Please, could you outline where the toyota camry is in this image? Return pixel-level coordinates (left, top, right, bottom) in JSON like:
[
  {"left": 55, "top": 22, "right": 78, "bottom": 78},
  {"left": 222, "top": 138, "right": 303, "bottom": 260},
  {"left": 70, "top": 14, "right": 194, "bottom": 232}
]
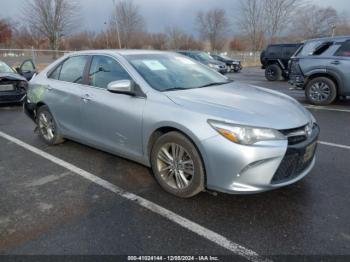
[{"left": 24, "top": 50, "right": 319, "bottom": 198}]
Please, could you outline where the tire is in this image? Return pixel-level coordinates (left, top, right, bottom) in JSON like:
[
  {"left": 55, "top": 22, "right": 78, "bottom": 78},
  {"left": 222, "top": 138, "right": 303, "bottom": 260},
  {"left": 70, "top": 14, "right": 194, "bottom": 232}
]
[
  {"left": 150, "top": 132, "right": 205, "bottom": 198},
  {"left": 265, "top": 64, "right": 282, "bottom": 81},
  {"left": 37, "top": 105, "right": 64, "bottom": 145},
  {"left": 305, "top": 77, "right": 337, "bottom": 105}
]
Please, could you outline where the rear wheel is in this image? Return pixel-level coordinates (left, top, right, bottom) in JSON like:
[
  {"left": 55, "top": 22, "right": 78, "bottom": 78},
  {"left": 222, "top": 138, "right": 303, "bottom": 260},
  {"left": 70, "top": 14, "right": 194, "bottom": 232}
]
[
  {"left": 305, "top": 77, "right": 337, "bottom": 105},
  {"left": 37, "top": 105, "right": 64, "bottom": 145},
  {"left": 265, "top": 64, "right": 282, "bottom": 81},
  {"left": 151, "top": 132, "right": 205, "bottom": 198}
]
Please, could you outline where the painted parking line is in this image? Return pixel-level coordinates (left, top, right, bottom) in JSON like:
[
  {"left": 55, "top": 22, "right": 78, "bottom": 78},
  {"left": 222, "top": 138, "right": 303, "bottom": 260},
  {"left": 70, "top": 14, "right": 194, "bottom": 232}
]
[
  {"left": 318, "top": 141, "right": 350, "bottom": 150},
  {"left": 304, "top": 105, "right": 350, "bottom": 113},
  {"left": 0, "top": 131, "right": 270, "bottom": 262}
]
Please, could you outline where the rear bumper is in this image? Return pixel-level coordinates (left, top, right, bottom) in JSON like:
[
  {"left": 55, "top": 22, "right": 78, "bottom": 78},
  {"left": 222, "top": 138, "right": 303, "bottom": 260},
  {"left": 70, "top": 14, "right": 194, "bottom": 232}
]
[{"left": 289, "top": 74, "right": 306, "bottom": 88}]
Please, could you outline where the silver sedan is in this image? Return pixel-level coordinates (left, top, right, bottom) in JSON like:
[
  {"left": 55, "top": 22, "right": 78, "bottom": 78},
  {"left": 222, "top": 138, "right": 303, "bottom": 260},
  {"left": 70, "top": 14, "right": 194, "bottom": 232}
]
[{"left": 24, "top": 50, "right": 319, "bottom": 198}]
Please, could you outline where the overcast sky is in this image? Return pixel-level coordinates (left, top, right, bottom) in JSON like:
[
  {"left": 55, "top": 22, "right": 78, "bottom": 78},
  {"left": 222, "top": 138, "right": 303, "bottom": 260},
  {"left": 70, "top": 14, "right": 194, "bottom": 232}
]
[{"left": 0, "top": 0, "right": 349, "bottom": 34}]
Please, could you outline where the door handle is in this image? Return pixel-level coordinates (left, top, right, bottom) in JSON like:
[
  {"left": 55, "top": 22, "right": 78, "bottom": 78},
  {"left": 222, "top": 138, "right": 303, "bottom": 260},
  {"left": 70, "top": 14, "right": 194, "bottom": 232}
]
[
  {"left": 331, "top": 60, "right": 341, "bottom": 65},
  {"left": 82, "top": 94, "right": 92, "bottom": 102}
]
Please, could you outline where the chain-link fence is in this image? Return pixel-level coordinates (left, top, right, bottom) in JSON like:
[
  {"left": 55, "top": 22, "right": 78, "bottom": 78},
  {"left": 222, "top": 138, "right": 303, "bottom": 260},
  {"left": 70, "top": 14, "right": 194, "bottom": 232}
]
[
  {"left": 0, "top": 48, "right": 261, "bottom": 72},
  {"left": 221, "top": 51, "right": 262, "bottom": 67},
  {"left": 0, "top": 49, "right": 71, "bottom": 71}
]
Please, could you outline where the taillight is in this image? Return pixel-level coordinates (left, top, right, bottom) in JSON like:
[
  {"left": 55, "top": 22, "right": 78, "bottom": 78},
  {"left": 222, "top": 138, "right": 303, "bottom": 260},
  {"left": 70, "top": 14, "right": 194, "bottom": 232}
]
[{"left": 290, "top": 59, "right": 302, "bottom": 75}]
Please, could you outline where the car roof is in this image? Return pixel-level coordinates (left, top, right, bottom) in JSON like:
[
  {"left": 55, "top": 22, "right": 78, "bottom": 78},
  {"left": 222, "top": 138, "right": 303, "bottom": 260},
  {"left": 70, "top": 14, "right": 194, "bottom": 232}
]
[
  {"left": 267, "top": 43, "right": 302, "bottom": 47},
  {"left": 305, "top": 35, "right": 350, "bottom": 43},
  {"left": 68, "top": 49, "right": 174, "bottom": 56},
  {"left": 176, "top": 50, "right": 205, "bottom": 54}
]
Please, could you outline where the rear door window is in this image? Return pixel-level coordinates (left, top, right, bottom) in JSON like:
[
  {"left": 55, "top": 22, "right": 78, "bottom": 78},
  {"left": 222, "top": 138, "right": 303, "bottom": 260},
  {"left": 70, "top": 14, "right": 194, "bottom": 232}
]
[
  {"left": 334, "top": 40, "right": 350, "bottom": 57},
  {"left": 267, "top": 46, "right": 281, "bottom": 58},
  {"left": 59, "top": 56, "right": 89, "bottom": 84},
  {"left": 300, "top": 41, "right": 333, "bottom": 56},
  {"left": 283, "top": 46, "right": 298, "bottom": 58}
]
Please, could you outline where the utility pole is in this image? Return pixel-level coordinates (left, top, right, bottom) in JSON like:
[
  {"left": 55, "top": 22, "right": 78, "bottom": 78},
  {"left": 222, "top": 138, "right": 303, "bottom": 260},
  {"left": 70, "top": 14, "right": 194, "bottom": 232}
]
[
  {"left": 331, "top": 24, "right": 336, "bottom": 37},
  {"left": 112, "top": 0, "right": 122, "bottom": 49},
  {"left": 104, "top": 22, "right": 109, "bottom": 48}
]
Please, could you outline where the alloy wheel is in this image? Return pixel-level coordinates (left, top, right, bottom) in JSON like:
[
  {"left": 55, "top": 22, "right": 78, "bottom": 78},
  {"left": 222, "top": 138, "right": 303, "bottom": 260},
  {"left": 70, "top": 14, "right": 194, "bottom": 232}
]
[
  {"left": 156, "top": 143, "right": 194, "bottom": 190},
  {"left": 38, "top": 112, "right": 55, "bottom": 141},
  {"left": 309, "top": 82, "right": 331, "bottom": 102}
]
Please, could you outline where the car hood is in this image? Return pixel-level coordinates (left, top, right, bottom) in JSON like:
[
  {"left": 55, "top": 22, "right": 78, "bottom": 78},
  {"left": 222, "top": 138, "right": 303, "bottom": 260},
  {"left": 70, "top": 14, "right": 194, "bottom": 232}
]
[
  {"left": 0, "top": 72, "right": 26, "bottom": 82},
  {"left": 203, "top": 60, "right": 225, "bottom": 66},
  {"left": 165, "top": 82, "right": 311, "bottom": 130}
]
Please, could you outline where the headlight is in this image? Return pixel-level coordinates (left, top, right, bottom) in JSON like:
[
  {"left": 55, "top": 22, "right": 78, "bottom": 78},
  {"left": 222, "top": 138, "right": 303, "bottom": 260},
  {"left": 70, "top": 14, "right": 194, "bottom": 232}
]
[
  {"left": 310, "top": 114, "right": 317, "bottom": 126},
  {"left": 208, "top": 120, "right": 286, "bottom": 145},
  {"left": 208, "top": 63, "right": 219, "bottom": 69},
  {"left": 18, "top": 81, "right": 28, "bottom": 90}
]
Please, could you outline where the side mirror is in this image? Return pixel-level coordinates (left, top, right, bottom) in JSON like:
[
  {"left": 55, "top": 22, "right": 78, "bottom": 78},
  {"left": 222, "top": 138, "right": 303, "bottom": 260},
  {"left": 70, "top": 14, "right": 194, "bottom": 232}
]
[{"left": 107, "top": 80, "right": 135, "bottom": 96}]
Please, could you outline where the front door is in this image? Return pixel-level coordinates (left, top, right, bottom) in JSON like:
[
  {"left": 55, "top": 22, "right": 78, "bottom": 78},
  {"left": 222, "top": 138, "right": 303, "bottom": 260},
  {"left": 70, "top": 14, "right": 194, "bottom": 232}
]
[{"left": 80, "top": 55, "right": 145, "bottom": 159}]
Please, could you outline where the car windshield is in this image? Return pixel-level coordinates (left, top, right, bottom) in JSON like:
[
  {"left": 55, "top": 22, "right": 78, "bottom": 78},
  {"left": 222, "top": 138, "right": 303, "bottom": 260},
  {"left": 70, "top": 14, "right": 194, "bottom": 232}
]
[
  {"left": 125, "top": 53, "right": 230, "bottom": 91},
  {"left": 0, "top": 61, "right": 15, "bottom": 73},
  {"left": 195, "top": 52, "right": 214, "bottom": 61}
]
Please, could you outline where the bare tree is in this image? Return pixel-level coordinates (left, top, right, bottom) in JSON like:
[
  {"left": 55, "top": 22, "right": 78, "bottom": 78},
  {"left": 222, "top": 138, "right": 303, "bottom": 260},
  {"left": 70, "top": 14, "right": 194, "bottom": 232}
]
[
  {"left": 237, "top": 0, "right": 265, "bottom": 51},
  {"left": 263, "top": 0, "right": 303, "bottom": 43},
  {"left": 22, "top": 0, "right": 79, "bottom": 51},
  {"left": 196, "top": 8, "right": 229, "bottom": 51},
  {"left": 110, "top": 0, "right": 145, "bottom": 49},
  {"left": 294, "top": 5, "right": 339, "bottom": 39},
  {"left": 166, "top": 26, "right": 186, "bottom": 50},
  {"left": 165, "top": 26, "right": 202, "bottom": 50},
  {"left": 0, "top": 19, "right": 12, "bottom": 47},
  {"left": 148, "top": 33, "right": 168, "bottom": 50}
]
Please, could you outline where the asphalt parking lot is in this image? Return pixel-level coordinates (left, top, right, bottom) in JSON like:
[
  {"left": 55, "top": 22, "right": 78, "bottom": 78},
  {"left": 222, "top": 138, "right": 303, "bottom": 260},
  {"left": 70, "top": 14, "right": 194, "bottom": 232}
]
[{"left": 1, "top": 67, "right": 350, "bottom": 261}]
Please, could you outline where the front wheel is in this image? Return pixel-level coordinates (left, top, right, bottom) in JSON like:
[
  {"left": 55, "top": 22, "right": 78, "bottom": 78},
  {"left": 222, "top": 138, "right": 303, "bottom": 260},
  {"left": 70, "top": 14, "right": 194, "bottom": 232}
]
[
  {"left": 151, "top": 132, "right": 205, "bottom": 198},
  {"left": 305, "top": 77, "right": 337, "bottom": 105},
  {"left": 37, "top": 105, "right": 65, "bottom": 145}
]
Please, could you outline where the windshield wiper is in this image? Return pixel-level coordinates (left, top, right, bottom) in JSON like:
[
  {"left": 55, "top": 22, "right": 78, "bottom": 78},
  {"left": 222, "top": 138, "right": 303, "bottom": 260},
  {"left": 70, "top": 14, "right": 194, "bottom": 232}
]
[
  {"left": 198, "top": 80, "right": 233, "bottom": 88},
  {"left": 162, "top": 87, "right": 189, "bottom": 92}
]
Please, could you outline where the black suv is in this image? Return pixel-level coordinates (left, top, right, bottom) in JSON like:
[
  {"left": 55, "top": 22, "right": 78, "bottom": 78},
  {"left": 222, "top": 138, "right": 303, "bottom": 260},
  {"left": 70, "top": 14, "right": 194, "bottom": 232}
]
[
  {"left": 289, "top": 36, "right": 350, "bottom": 105},
  {"left": 261, "top": 43, "right": 302, "bottom": 81}
]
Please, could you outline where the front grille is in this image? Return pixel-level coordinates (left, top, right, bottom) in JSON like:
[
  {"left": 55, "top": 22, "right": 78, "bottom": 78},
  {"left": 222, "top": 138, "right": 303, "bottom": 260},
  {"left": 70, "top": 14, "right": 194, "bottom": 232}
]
[
  {"left": 271, "top": 125, "right": 319, "bottom": 184},
  {"left": 280, "top": 125, "right": 309, "bottom": 145}
]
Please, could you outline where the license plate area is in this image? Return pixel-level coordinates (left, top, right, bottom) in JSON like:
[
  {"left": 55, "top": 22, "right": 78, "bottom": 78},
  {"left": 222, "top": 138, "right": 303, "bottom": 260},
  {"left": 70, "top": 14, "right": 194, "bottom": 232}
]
[
  {"left": 0, "top": 84, "right": 15, "bottom": 92},
  {"left": 304, "top": 142, "right": 316, "bottom": 163}
]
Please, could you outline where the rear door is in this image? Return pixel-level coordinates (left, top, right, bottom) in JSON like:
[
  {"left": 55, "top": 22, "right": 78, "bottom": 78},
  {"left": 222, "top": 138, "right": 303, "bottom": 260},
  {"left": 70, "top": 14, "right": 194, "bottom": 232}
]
[
  {"left": 79, "top": 55, "right": 145, "bottom": 159},
  {"left": 332, "top": 40, "right": 350, "bottom": 94},
  {"left": 44, "top": 55, "right": 90, "bottom": 138}
]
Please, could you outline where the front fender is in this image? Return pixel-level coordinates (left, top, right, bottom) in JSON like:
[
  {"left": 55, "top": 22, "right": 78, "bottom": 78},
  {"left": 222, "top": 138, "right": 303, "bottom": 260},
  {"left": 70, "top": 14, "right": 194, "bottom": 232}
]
[{"left": 142, "top": 121, "right": 212, "bottom": 170}]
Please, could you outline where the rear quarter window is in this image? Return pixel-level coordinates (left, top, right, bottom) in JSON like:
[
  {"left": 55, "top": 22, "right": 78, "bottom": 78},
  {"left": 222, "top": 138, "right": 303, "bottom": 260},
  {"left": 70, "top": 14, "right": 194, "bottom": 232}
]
[{"left": 334, "top": 40, "right": 350, "bottom": 57}]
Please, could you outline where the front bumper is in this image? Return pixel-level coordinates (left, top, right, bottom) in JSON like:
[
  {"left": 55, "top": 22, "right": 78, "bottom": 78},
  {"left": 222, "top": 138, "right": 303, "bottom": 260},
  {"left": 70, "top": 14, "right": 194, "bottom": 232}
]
[
  {"left": 23, "top": 99, "right": 37, "bottom": 122},
  {"left": 0, "top": 91, "right": 26, "bottom": 104},
  {"left": 228, "top": 63, "right": 242, "bottom": 72},
  {"left": 202, "top": 125, "right": 319, "bottom": 194}
]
